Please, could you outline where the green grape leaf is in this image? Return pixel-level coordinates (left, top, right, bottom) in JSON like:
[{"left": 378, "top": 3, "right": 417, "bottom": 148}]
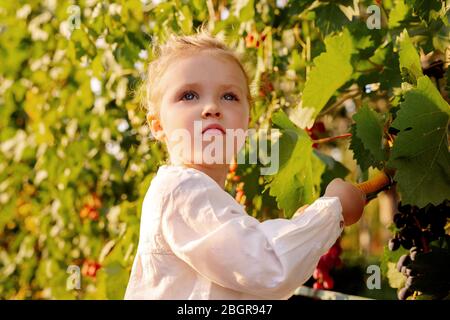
[
  {"left": 388, "top": 76, "right": 450, "bottom": 208},
  {"left": 386, "top": 262, "right": 406, "bottom": 289},
  {"left": 353, "top": 105, "right": 388, "bottom": 163},
  {"left": 234, "top": 0, "right": 254, "bottom": 21},
  {"left": 398, "top": 29, "right": 423, "bottom": 82},
  {"left": 314, "top": 150, "right": 350, "bottom": 196},
  {"left": 380, "top": 245, "right": 408, "bottom": 277},
  {"left": 265, "top": 110, "right": 325, "bottom": 218},
  {"left": 96, "top": 261, "right": 129, "bottom": 300},
  {"left": 314, "top": 2, "right": 349, "bottom": 36},
  {"left": 291, "top": 28, "right": 355, "bottom": 129},
  {"left": 177, "top": 5, "right": 193, "bottom": 34},
  {"left": 388, "top": 0, "right": 410, "bottom": 29},
  {"left": 349, "top": 124, "right": 381, "bottom": 172},
  {"left": 356, "top": 42, "right": 403, "bottom": 92},
  {"left": 404, "top": 0, "right": 442, "bottom": 22},
  {"left": 235, "top": 161, "right": 263, "bottom": 208}
]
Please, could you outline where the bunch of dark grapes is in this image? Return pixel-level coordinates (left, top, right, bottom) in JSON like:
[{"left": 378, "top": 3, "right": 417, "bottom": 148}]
[
  {"left": 388, "top": 200, "right": 450, "bottom": 300},
  {"left": 312, "top": 239, "right": 342, "bottom": 290},
  {"left": 389, "top": 201, "right": 449, "bottom": 251}
]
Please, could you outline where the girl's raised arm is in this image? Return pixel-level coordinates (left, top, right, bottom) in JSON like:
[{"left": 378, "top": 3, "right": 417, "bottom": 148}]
[{"left": 160, "top": 171, "right": 344, "bottom": 299}]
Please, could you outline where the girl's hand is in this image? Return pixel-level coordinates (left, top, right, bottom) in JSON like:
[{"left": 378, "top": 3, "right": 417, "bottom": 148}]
[{"left": 324, "top": 178, "right": 366, "bottom": 226}]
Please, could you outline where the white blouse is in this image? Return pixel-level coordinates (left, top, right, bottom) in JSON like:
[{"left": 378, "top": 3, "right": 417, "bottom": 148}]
[{"left": 124, "top": 164, "right": 344, "bottom": 300}]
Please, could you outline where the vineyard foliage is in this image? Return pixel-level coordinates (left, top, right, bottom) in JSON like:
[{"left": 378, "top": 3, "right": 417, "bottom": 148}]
[{"left": 0, "top": 0, "right": 449, "bottom": 299}]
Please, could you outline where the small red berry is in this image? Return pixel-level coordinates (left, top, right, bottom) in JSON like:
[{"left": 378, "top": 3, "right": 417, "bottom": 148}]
[
  {"left": 235, "top": 190, "right": 245, "bottom": 202},
  {"left": 245, "top": 34, "right": 256, "bottom": 48},
  {"left": 82, "top": 260, "right": 101, "bottom": 279},
  {"left": 88, "top": 209, "right": 99, "bottom": 221},
  {"left": 313, "top": 121, "right": 326, "bottom": 133},
  {"left": 313, "top": 282, "right": 324, "bottom": 290},
  {"left": 79, "top": 205, "right": 90, "bottom": 219},
  {"left": 322, "top": 274, "right": 334, "bottom": 289},
  {"left": 313, "top": 268, "right": 322, "bottom": 280}
]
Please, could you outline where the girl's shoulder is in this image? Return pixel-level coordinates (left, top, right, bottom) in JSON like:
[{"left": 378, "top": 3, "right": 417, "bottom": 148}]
[
  {"left": 147, "top": 164, "right": 245, "bottom": 221},
  {"left": 151, "top": 164, "right": 218, "bottom": 196}
]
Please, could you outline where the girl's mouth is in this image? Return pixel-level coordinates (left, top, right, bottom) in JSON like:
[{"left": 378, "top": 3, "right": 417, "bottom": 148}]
[{"left": 202, "top": 123, "right": 226, "bottom": 135}]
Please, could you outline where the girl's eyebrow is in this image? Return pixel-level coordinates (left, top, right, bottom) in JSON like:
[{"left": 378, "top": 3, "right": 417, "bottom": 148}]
[
  {"left": 220, "top": 84, "right": 244, "bottom": 95},
  {"left": 174, "top": 82, "right": 244, "bottom": 95}
]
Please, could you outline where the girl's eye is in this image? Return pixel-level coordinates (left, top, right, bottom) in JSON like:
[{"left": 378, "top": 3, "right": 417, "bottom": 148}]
[
  {"left": 180, "top": 91, "right": 239, "bottom": 101},
  {"left": 181, "top": 91, "right": 197, "bottom": 101},
  {"left": 223, "top": 93, "right": 239, "bottom": 101}
]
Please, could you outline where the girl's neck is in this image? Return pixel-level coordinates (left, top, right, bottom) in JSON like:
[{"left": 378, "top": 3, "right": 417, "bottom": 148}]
[{"left": 180, "top": 163, "right": 229, "bottom": 190}]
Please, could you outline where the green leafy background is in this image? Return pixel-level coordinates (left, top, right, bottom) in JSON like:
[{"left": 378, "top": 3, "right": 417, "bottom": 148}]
[{"left": 0, "top": 0, "right": 449, "bottom": 299}]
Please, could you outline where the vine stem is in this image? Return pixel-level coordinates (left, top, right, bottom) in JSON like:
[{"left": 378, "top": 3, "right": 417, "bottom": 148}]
[
  {"left": 317, "top": 89, "right": 361, "bottom": 117},
  {"left": 312, "top": 133, "right": 352, "bottom": 144}
]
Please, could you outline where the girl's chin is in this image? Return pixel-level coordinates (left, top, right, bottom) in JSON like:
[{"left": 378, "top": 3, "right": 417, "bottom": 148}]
[{"left": 175, "top": 152, "right": 237, "bottom": 165}]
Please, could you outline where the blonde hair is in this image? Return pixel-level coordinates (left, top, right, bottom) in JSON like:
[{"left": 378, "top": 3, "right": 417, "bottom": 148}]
[{"left": 139, "top": 25, "right": 253, "bottom": 124}]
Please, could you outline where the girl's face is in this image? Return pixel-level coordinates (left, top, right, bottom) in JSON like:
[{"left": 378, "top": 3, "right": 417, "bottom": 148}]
[{"left": 150, "top": 51, "right": 250, "bottom": 165}]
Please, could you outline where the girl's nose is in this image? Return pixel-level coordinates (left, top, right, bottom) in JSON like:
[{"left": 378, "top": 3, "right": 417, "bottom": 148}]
[{"left": 201, "top": 104, "right": 222, "bottom": 119}]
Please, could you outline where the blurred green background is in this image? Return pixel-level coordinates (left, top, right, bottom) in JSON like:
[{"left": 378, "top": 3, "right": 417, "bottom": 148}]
[{"left": 0, "top": 0, "right": 448, "bottom": 299}]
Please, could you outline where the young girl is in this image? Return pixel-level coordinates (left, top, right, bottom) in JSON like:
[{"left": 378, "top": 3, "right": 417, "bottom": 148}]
[{"left": 124, "top": 29, "right": 366, "bottom": 300}]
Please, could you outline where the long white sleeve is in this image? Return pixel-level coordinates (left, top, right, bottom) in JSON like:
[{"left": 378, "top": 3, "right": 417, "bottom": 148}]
[{"left": 160, "top": 168, "right": 344, "bottom": 300}]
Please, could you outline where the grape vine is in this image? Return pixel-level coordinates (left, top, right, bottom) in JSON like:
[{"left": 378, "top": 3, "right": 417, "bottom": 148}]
[
  {"left": 389, "top": 201, "right": 450, "bottom": 300},
  {"left": 0, "top": 0, "right": 449, "bottom": 300}
]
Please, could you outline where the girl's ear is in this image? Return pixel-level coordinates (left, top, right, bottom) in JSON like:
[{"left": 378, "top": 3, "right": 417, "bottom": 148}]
[{"left": 148, "top": 113, "right": 165, "bottom": 141}]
